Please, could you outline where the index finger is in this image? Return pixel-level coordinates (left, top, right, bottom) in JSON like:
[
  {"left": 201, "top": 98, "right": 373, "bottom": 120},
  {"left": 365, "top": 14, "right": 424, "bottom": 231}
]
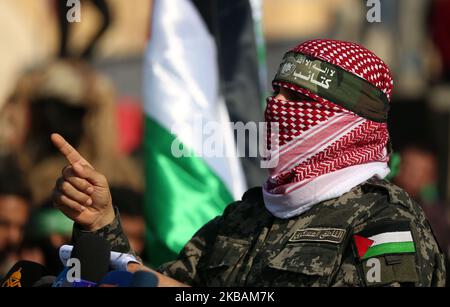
[{"left": 51, "top": 133, "right": 93, "bottom": 168}]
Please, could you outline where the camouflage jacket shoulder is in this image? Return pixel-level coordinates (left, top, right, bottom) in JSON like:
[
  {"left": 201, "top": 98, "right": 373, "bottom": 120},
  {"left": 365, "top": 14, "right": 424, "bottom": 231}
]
[{"left": 160, "top": 177, "right": 446, "bottom": 286}]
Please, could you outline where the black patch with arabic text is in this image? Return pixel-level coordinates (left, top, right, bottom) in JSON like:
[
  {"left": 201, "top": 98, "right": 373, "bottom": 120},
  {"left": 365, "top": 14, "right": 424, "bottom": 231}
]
[{"left": 289, "top": 227, "right": 346, "bottom": 244}]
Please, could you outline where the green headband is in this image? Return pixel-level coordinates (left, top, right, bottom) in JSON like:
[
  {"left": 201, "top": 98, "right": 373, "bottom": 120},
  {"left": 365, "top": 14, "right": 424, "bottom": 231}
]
[{"left": 273, "top": 52, "right": 390, "bottom": 123}]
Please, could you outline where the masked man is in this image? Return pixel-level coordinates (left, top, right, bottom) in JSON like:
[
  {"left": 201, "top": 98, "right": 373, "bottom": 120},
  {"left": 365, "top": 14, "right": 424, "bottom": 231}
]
[{"left": 52, "top": 39, "right": 446, "bottom": 286}]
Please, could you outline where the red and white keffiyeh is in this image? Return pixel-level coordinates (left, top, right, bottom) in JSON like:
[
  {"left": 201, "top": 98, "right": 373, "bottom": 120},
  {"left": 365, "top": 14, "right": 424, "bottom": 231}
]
[{"left": 263, "top": 39, "right": 393, "bottom": 218}]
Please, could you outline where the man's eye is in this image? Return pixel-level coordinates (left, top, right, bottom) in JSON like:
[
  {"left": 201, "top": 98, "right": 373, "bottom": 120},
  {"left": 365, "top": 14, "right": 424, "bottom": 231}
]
[
  {"left": 289, "top": 92, "right": 302, "bottom": 100},
  {"left": 286, "top": 91, "right": 312, "bottom": 101}
]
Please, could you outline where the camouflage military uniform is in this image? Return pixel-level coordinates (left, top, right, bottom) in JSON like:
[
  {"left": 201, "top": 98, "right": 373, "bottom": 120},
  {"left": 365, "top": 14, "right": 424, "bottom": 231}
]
[{"left": 74, "top": 177, "right": 446, "bottom": 286}]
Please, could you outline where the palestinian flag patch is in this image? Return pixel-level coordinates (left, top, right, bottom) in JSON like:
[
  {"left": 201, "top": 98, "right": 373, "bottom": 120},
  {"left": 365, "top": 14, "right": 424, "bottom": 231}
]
[{"left": 353, "top": 221, "right": 416, "bottom": 260}]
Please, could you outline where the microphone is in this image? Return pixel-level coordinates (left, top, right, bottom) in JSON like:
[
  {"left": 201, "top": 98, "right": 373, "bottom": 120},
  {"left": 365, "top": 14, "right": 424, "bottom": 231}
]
[
  {"left": 53, "top": 233, "right": 111, "bottom": 287},
  {"left": 71, "top": 233, "right": 111, "bottom": 285},
  {"left": 33, "top": 276, "right": 56, "bottom": 287},
  {"left": 1, "top": 260, "right": 48, "bottom": 287},
  {"left": 52, "top": 265, "right": 99, "bottom": 287},
  {"left": 52, "top": 267, "right": 72, "bottom": 287},
  {"left": 59, "top": 245, "right": 140, "bottom": 271},
  {"left": 129, "top": 270, "right": 158, "bottom": 287},
  {"left": 98, "top": 271, "right": 134, "bottom": 287}
]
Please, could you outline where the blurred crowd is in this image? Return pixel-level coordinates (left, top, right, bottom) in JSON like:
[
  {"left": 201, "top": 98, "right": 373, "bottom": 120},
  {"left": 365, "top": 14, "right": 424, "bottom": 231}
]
[
  {"left": 0, "top": 0, "right": 150, "bottom": 278},
  {"left": 0, "top": 60, "right": 147, "bottom": 276},
  {"left": 1, "top": 0, "right": 450, "bottom": 279}
]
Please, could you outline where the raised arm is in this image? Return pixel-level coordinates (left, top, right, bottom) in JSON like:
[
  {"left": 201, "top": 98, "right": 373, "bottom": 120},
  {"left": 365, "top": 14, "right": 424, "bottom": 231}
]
[{"left": 51, "top": 133, "right": 188, "bottom": 286}]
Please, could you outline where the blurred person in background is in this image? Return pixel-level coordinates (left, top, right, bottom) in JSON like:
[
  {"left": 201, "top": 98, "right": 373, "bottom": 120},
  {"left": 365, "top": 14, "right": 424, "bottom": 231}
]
[
  {"left": 56, "top": 0, "right": 112, "bottom": 59},
  {"left": 17, "top": 237, "right": 45, "bottom": 269},
  {"left": 20, "top": 204, "right": 73, "bottom": 275},
  {"left": 429, "top": 0, "right": 450, "bottom": 212},
  {"left": 394, "top": 144, "right": 439, "bottom": 204},
  {"left": 11, "top": 60, "right": 143, "bottom": 208},
  {"left": 0, "top": 155, "right": 31, "bottom": 278},
  {"left": 431, "top": 0, "right": 450, "bottom": 82},
  {"left": 394, "top": 143, "right": 450, "bottom": 261},
  {"left": 0, "top": 82, "right": 29, "bottom": 157}
]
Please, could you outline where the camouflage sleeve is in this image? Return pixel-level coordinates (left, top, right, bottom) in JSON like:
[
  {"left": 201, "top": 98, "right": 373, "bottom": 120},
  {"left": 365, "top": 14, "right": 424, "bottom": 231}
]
[
  {"left": 71, "top": 206, "right": 138, "bottom": 258},
  {"left": 331, "top": 201, "right": 446, "bottom": 287},
  {"left": 157, "top": 215, "right": 223, "bottom": 286}
]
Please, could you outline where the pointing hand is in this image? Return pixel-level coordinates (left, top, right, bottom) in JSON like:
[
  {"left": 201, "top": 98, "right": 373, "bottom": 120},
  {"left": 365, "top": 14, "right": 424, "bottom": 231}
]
[{"left": 51, "top": 133, "right": 115, "bottom": 231}]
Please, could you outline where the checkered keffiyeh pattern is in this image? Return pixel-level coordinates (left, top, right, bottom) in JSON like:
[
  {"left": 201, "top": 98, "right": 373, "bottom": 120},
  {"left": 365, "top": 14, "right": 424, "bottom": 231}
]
[{"left": 265, "top": 39, "right": 392, "bottom": 195}]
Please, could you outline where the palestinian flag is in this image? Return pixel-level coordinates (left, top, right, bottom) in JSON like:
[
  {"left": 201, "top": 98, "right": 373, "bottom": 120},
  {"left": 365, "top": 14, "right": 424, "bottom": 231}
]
[
  {"left": 353, "top": 221, "right": 416, "bottom": 260},
  {"left": 191, "top": 0, "right": 267, "bottom": 187},
  {"left": 143, "top": 0, "right": 254, "bottom": 267}
]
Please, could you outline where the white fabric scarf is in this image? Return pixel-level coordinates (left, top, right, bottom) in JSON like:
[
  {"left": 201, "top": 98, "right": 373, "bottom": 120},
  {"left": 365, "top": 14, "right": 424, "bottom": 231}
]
[{"left": 263, "top": 162, "right": 390, "bottom": 219}]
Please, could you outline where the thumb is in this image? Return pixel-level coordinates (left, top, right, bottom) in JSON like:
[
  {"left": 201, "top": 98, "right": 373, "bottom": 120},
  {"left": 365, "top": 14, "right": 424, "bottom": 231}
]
[{"left": 73, "top": 163, "right": 106, "bottom": 187}]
